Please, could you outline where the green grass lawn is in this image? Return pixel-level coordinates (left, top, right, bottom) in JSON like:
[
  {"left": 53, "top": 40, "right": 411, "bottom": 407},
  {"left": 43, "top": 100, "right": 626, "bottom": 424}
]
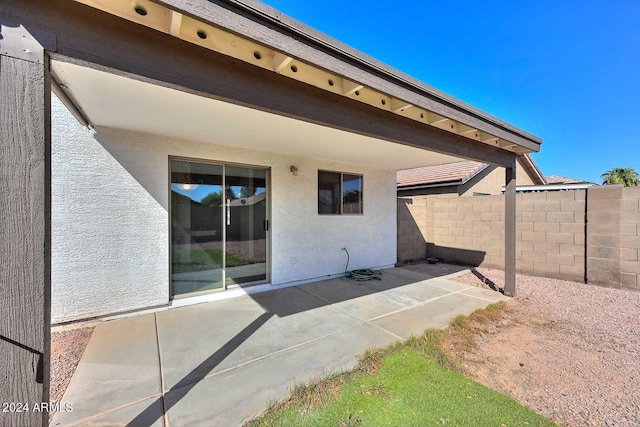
[
  {"left": 172, "top": 248, "right": 250, "bottom": 273},
  {"left": 247, "top": 305, "right": 556, "bottom": 427}
]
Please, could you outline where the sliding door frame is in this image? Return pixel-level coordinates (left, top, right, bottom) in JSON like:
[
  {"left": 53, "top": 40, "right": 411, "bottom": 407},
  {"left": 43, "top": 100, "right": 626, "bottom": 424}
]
[{"left": 168, "top": 155, "right": 271, "bottom": 300}]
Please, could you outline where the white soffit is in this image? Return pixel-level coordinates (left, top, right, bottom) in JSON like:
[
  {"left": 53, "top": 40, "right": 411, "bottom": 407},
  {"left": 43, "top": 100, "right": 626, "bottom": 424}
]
[{"left": 52, "top": 61, "right": 462, "bottom": 170}]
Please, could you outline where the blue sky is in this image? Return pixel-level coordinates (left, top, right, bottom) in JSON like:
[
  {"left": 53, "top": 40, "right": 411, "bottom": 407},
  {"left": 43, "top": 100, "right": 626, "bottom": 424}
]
[
  {"left": 261, "top": 0, "right": 640, "bottom": 184},
  {"left": 172, "top": 184, "right": 265, "bottom": 203}
]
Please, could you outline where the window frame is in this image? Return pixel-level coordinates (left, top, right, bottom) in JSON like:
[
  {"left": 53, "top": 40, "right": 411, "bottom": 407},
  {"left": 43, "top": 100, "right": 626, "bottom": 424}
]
[{"left": 317, "top": 170, "right": 364, "bottom": 215}]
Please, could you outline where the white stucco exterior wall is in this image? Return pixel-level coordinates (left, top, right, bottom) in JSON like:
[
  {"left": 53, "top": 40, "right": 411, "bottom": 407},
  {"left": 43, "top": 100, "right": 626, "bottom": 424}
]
[
  {"left": 52, "top": 94, "right": 170, "bottom": 322},
  {"left": 51, "top": 94, "right": 397, "bottom": 323}
]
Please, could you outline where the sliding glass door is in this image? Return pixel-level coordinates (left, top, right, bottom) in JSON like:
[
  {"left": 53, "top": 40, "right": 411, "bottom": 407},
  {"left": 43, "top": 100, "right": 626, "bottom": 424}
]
[
  {"left": 170, "top": 159, "right": 268, "bottom": 297},
  {"left": 224, "top": 166, "right": 268, "bottom": 285}
]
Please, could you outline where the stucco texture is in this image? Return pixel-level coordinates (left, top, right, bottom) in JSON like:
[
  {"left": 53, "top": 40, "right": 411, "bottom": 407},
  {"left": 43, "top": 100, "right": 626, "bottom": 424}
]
[
  {"left": 51, "top": 95, "right": 397, "bottom": 322},
  {"left": 52, "top": 95, "right": 169, "bottom": 322},
  {"left": 460, "top": 158, "right": 536, "bottom": 196}
]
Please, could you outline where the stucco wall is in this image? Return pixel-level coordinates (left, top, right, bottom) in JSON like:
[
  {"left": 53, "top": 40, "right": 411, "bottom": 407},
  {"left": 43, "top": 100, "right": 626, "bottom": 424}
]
[
  {"left": 52, "top": 94, "right": 397, "bottom": 322},
  {"left": 460, "top": 158, "right": 536, "bottom": 196},
  {"left": 52, "top": 94, "right": 170, "bottom": 322}
]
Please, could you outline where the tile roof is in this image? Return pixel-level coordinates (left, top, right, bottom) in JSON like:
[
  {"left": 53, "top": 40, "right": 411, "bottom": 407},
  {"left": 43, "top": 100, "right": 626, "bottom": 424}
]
[
  {"left": 545, "top": 175, "right": 590, "bottom": 185},
  {"left": 397, "top": 160, "right": 487, "bottom": 187}
]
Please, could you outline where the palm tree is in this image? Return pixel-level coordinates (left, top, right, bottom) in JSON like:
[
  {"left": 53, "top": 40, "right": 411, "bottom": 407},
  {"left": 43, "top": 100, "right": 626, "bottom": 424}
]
[
  {"left": 239, "top": 185, "right": 256, "bottom": 198},
  {"left": 601, "top": 167, "right": 640, "bottom": 187},
  {"left": 201, "top": 190, "right": 222, "bottom": 206},
  {"left": 201, "top": 188, "right": 241, "bottom": 206}
]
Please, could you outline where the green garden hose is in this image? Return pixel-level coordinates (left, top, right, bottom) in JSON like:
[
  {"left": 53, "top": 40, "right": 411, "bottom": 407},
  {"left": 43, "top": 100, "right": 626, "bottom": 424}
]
[
  {"left": 343, "top": 248, "right": 382, "bottom": 281},
  {"left": 348, "top": 269, "right": 382, "bottom": 281}
]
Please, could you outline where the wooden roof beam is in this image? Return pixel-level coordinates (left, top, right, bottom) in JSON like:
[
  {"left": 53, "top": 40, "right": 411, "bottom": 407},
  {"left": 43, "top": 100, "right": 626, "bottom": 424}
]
[
  {"left": 458, "top": 124, "right": 479, "bottom": 138},
  {"left": 274, "top": 52, "right": 293, "bottom": 73},
  {"left": 169, "top": 10, "right": 182, "bottom": 36},
  {"left": 428, "top": 113, "right": 458, "bottom": 133},
  {"left": 480, "top": 133, "right": 500, "bottom": 144},
  {"left": 391, "top": 98, "right": 412, "bottom": 113},
  {"left": 429, "top": 116, "right": 450, "bottom": 126},
  {"left": 343, "top": 80, "right": 364, "bottom": 96}
]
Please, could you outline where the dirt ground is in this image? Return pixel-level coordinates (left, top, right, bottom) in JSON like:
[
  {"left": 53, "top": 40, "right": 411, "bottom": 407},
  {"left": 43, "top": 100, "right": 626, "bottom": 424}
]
[
  {"left": 452, "top": 268, "right": 640, "bottom": 427},
  {"left": 49, "top": 325, "right": 95, "bottom": 418}
]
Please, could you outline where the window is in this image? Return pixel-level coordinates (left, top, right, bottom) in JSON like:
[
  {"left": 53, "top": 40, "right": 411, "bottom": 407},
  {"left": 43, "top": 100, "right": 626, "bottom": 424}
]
[{"left": 318, "top": 170, "right": 363, "bottom": 214}]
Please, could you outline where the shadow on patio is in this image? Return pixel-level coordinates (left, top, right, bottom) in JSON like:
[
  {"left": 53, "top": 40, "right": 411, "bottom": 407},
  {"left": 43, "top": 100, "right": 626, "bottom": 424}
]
[{"left": 52, "top": 263, "right": 507, "bottom": 427}]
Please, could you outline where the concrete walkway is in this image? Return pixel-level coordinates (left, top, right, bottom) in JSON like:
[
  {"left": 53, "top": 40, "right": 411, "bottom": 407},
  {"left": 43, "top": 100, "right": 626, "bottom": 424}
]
[{"left": 52, "top": 264, "right": 507, "bottom": 427}]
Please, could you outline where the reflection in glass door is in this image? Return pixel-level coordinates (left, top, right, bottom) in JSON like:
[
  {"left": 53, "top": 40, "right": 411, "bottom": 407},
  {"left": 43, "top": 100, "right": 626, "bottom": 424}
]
[
  {"left": 170, "top": 159, "right": 268, "bottom": 298},
  {"left": 224, "top": 166, "right": 267, "bottom": 285},
  {"left": 171, "top": 160, "right": 224, "bottom": 296}
]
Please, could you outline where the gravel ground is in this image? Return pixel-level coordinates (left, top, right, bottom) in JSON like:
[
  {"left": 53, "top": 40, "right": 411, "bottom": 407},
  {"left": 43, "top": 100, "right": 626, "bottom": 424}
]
[
  {"left": 452, "top": 268, "right": 640, "bottom": 427},
  {"left": 50, "top": 325, "right": 95, "bottom": 417}
]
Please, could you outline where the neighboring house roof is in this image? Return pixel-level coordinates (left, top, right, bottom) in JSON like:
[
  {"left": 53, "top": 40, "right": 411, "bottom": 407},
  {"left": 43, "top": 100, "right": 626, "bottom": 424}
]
[
  {"left": 520, "top": 154, "right": 547, "bottom": 185},
  {"left": 545, "top": 175, "right": 593, "bottom": 185},
  {"left": 513, "top": 174, "right": 597, "bottom": 193},
  {"left": 228, "top": 192, "right": 266, "bottom": 207},
  {"left": 397, "top": 160, "right": 487, "bottom": 187},
  {"left": 397, "top": 154, "right": 545, "bottom": 189}
]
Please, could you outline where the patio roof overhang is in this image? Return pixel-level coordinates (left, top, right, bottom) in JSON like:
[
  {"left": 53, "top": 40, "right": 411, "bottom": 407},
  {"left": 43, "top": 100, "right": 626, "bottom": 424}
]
[
  {"left": 51, "top": 60, "right": 464, "bottom": 171},
  {"left": 2, "top": 0, "right": 542, "bottom": 172},
  {"left": 56, "top": 0, "right": 541, "bottom": 167}
]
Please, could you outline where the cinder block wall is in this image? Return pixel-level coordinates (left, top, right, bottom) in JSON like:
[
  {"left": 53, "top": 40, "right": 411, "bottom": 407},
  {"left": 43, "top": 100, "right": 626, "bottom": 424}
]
[
  {"left": 518, "top": 191, "right": 586, "bottom": 282},
  {"left": 427, "top": 195, "right": 505, "bottom": 268},
  {"left": 586, "top": 186, "right": 622, "bottom": 286},
  {"left": 620, "top": 187, "right": 640, "bottom": 288},
  {"left": 397, "top": 186, "right": 640, "bottom": 290},
  {"left": 588, "top": 186, "right": 640, "bottom": 288},
  {"left": 397, "top": 198, "right": 428, "bottom": 262},
  {"left": 422, "top": 191, "right": 586, "bottom": 281}
]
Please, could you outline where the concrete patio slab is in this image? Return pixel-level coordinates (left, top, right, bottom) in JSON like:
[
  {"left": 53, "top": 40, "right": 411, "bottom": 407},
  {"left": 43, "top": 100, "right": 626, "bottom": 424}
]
[
  {"left": 379, "top": 266, "right": 442, "bottom": 282},
  {"left": 52, "top": 314, "right": 161, "bottom": 426},
  {"left": 300, "top": 277, "right": 427, "bottom": 320},
  {"left": 157, "top": 286, "right": 363, "bottom": 390},
  {"left": 371, "top": 279, "right": 457, "bottom": 304},
  {"left": 420, "top": 277, "right": 478, "bottom": 292},
  {"left": 370, "top": 291, "right": 498, "bottom": 338},
  {"left": 54, "top": 264, "right": 506, "bottom": 426},
  {"left": 52, "top": 396, "right": 165, "bottom": 427},
  {"left": 460, "top": 285, "right": 510, "bottom": 302},
  {"left": 357, "top": 269, "right": 433, "bottom": 293},
  {"left": 401, "top": 263, "right": 470, "bottom": 277},
  {"left": 164, "top": 322, "right": 399, "bottom": 426}
]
